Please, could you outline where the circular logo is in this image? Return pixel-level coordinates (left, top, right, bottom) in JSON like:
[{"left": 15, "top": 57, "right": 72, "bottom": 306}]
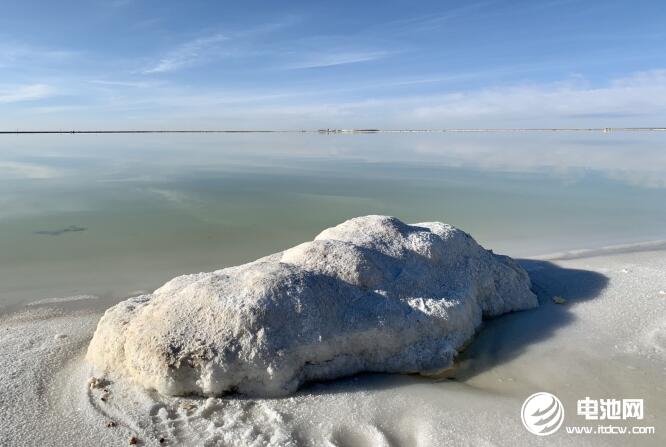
[{"left": 521, "top": 392, "right": 565, "bottom": 436}]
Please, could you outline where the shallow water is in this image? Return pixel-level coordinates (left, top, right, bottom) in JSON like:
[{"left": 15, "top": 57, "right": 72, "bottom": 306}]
[{"left": 1, "top": 132, "right": 665, "bottom": 309}]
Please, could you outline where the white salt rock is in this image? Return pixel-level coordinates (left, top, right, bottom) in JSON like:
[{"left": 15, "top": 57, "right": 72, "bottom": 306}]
[{"left": 86, "top": 215, "right": 537, "bottom": 397}]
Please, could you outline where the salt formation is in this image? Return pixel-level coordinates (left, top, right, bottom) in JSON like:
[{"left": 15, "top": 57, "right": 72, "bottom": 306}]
[{"left": 87, "top": 216, "right": 537, "bottom": 397}]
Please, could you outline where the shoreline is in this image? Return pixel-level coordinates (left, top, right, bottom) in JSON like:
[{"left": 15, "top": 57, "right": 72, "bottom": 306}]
[
  {"left": 528, "top": 238, "right": 666, "bottom": 260},
  {"left": 2, "top": 237, "right": 665, "bottom": 317},
  {"left": 2, "top": 127, "right": 666, "bottom": 134}
]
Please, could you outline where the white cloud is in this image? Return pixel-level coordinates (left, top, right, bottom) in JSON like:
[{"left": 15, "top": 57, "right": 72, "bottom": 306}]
[
  {"left": 286, "top": 51, "right": 391, "bottom": 69},
  {"left": 5, "top": 69, "right": 666, "bottom": 132},
  {"left": 245, "top": 70, "right": 664, "bottom": 129},
  {"left": 143, "top": 33, "right": 228, "bottom": 74},
  {"left": 400, "top": 71, "right": 666, "bottom": 126},
  {"left": 0, "top": 84, "right": 54, "bottom": 104},
  {"left": 0, "top": 43, "right": 77, "bottom": 68},
  {"left": 89, "top": 79, "right": 160, "bottom": 88},
  {"left": 140, "top": 18, "right": 301, "bottom": 75}
]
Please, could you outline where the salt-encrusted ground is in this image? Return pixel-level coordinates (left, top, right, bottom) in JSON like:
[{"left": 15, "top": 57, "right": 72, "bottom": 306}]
[{"left": 0, "top": 247, "right": 664, "bottom": 446}]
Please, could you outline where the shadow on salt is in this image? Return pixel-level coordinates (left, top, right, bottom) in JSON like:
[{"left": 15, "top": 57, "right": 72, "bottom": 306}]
[
  {"left": 453, "top": 259, "right": 609, "bottom": 382},
  {"left": 286, "top": 259, "right": 608, "bottom": 395},
  {"left": 251, "top": 259, "right": 610, "bottom": 397}
]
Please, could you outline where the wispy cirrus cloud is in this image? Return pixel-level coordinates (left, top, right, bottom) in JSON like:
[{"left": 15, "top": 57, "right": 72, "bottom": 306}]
[
  {"left": 7, "top": 68, "right": 666, "bottom": 132},
  {"left": 365, "top": 0, "right": 496, "bottom": 35},
  {"left": 285, "top": 50, "right": 391, "bottom": 69},
  {"left": 0, "top": 43, "right": 78, "bottom": 68},
  {"left": 142, "top": 33, "right": 228, "bottom": 74},
  {"left": 156, "top": 69, "right": 666, "bottom": 129},
  {"left": 0, "top": 84, "right": 55, "bottom": 104},
  {"left": 89, "top": 79, "right": 162, "bottom": 88},
  {"left": 139, "top": 17, "right": 304, "bottom": 75},
  {"left": 402, "top": 70, "right": 666, "bottom": 125}
]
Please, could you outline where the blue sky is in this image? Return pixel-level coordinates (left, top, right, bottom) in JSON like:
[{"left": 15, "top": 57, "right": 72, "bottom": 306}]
[{"left": 1, "top": 0, "right": 666, "bottom": 129}]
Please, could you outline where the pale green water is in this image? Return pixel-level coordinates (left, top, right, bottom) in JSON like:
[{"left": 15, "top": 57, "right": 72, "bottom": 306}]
[{"left": 1, "top": 132, "right": 665, "bottom": 309}]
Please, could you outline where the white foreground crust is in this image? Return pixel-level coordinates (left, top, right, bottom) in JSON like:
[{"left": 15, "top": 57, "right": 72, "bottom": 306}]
[{"left": 87, "top": 216, "right": 537, "bottom": 396}]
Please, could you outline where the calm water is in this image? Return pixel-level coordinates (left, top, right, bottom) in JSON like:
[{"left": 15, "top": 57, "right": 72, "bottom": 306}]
[{"left": 1, "top": 132, "right": 665, "bottom": 309}]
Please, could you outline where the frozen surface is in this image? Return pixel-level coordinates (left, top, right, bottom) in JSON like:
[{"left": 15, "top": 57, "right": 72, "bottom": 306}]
[{"left": 86, "top": 216, "right": 537, "bottom": 397}]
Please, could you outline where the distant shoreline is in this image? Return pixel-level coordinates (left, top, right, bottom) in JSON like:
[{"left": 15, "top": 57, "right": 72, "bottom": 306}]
[{"left": 1, "top": 127, "right": 666, "bottom": 134}]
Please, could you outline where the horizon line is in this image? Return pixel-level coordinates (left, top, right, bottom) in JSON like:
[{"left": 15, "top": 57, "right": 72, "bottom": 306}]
[{"left": 1, "top": 127, "right": 666, "bottom": 135}]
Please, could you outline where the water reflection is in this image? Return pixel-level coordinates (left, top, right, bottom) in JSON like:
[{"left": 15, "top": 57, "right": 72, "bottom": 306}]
[{"left": 1, "top": 132, "right": 664, "bottom": 308}]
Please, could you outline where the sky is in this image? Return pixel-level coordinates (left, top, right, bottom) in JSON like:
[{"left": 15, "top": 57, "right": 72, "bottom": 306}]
[{"left": 1, "top": 0, "right": 666, "bottom": 129}]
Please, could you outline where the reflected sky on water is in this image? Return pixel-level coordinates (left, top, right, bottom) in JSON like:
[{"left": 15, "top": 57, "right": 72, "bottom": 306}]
[{"left": 1, "top": 132, "right": 665, "bottom": 308}]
